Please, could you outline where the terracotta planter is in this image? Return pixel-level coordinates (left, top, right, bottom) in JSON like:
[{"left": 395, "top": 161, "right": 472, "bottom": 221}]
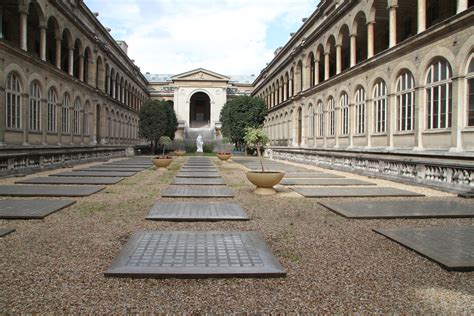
[
  {"left": 152, "top": 157, "right": 173, "bottom": 170},
  {"left": 217, "top": 152, "right": 231, "bottom": 161},
  {"left": 175, "top": 150, "right": 186, "bottom": 157},
  {"left": 245, "top": 171, "right": 285, "bottom": 195}
]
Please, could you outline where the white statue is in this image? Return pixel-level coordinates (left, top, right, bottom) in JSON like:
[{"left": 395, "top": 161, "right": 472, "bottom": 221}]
[{"left": 196, "top": 134, "right": 204, "bottom": 153}]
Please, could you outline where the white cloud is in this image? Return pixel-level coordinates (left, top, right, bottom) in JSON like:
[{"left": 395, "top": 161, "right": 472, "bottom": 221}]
[{"left": 87, "top": 0, "right": 317, "bottom": 75}]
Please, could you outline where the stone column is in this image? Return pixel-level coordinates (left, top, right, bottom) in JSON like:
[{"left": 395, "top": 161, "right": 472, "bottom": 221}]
[
  {"left": 283, "top": 80, "right": 288, "bottom": 101},
  {"left": 21, "top": 93, "right": 28, "bottom": 145},
  {"left": 413, "top": 86, "right": 424, "bottom": 150},
  {"left": 68, "top": 48, "right": 74, "bottom": 76},
  {"left": 314, "top": 60, "right": 320, "bottom": 85},
  {"left": 323, "top": 108, "right": 327, "bottom": 148},
  {"left": 348, "top": 102, "right": 354, "bottom": 148},
  {"left": 336, "top": 44, "right": 342, "bottom": 74},
  {"left": 39, "top": 25, "right": 47, "bottom": 61},
  {"left": 41, "top": 98, "right": 47, "bottom": 144},
  {"left": 418, "top": 0, "right": 426, "bottom": 33},
  {"left": 457, "top": 0, "right": 468, "bottom": 13},
  {"left": 0, "top": 83, "right": 5, "bottom": 145},
  {"left": 57, "top": 103, "right": 62, "bottom": 145},
  {"left": 389, "top": 5, "right": 397, "bottom": 48},
  {"left": 335, "top": 104, "right": 340, "bottom": 148},
  {"left": 289, "top": 78, "right": 294, "bottom": 97},
  {"left": 20, "top": 10, "right": 28, "bottom": 51},
  {"left": 450, "top": 77, "right": 463, "bottom": 151},
  {"left": 324, "top": 53, "right": 330, "bottom": 80},
  {"left": 112, "top": 79, "right": 116, "bottom": 99},
  {"left": 0, "top": 6, "right": 3, "bottom": 39},
  {"left": 367, "top": 21, "right": 375, "bottom": 58},
  {"left": 55, "top": 37, "right": 62, "bottom": 69},
  {"left": 387, "top": 93, "right": 395, "bottom": 149},
  {"left": 350, "top": 34, "right": 357, "bottom": 67},
  {"left": 78, "top": 54, "right": 84, "bottom": 81},
  {"left": 366, "top": 98, "right": 372, "bottom": 148}
]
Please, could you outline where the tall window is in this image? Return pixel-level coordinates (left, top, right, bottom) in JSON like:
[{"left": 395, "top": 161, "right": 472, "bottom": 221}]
[
  {"left": 47, "top": 88, "right": 57, "bottom": 133},
  {"left": 29, "top": 81, "right": 41, "bottom": 131},
  {"left": 308, "top": 104, "right": 314, "bottom": 137},
  {"left": 6, "top": 73, "right": 22, "bottom": 129},
  {"left": 340, "top": 93, "right": 349, "bottom": 135},
  {"left": 328, "top": 97, "right": 335, "bottom": 136},
  {"left": 62, "top": 93, "right": 70, "bottom": 133},
  {"left": 467, "top": 56, "right": 474, "bottom": 126},
  {"left": 73, "top": 98, "right": 81, "bottom": 135},
  {"left": 316, "top": 101, "right": 324, "bottom": 137},
  {"left": 373, "top": 80, "right": 387, "bottom": 133},
  {"left": 355, "top": 87, "right": 366, "bottom": 134},
  {"left": 426, "top": 60, "right": 452, "bottom": 129},
  {"left": 396, "top": 71, "right": 415, "bottom": 131}
]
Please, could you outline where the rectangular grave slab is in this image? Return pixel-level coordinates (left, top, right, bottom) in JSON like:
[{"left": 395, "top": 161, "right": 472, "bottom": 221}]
[
  {"left": 176, "top": 172, "right": 221, "bottom": 178},
  {"left": 147, "top": 202, "right": 248, "bottom": 221},
  {"left": 183, "top": 164, "right": 214, "bottom": 167},
  {"left": 172, "top": 178, "right": 226, "bottom": 185},
  {"left": 105, "top": 231, "right": 285, "bottom": 278},
  {"left": 374, "top": 227, "right": 474, "bottom": 271},
  {"left": 53, "top": 171, "right": 136, "bottom": 177},
  {"left": 0, "top": 185, "right": 105, "bottom": 197},
  {"left": 77, "top": 167, "right": 146, "bottom": 172},
  {"left": 104, "top": 163, "right": 152, "bottom": 167},
  {"left": 319, "top": 200, "right": 474, "bottom": 219},
  {"left": 281, "top": 178, "right": 375, "bottom": 186},
  {"left": 292, "top": 187, "right": 424, "bottom": 198},
  {"left": 284, "top": 173, "right": 344, "bottom": 179},
  {"left": 162, "top": 187, "right": 234, "bottom": 198},
  {"left": 180, "top": 168, "right": 218, "bottom": 172},
  {"left": 16, "top": 177, "right": 123, "bottom": 185},
  {"left": 0, "top": 199, "right": 76, "bottom": 219},
  {"left": 0, "top": 228, "right": 15, "bottom": 237}
]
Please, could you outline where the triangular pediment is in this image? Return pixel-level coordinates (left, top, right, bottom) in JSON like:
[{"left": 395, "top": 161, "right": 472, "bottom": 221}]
[{"left": 172, "top": 68, "right": 230, "bottom": 82}]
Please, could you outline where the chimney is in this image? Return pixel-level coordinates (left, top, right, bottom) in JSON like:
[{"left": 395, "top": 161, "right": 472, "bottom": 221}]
[{"left": 116, "top": 41, "right": 128, "bottom": 55}]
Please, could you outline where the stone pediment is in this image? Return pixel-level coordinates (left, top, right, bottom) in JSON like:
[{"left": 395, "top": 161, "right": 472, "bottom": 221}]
[{"left": 172, "top": 68, "right": 230, "bottom": 82}]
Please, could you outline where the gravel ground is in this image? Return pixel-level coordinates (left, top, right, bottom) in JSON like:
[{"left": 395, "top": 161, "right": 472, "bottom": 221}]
[{"left": 0, "top": 156, "right": 473, "bottom": 313}]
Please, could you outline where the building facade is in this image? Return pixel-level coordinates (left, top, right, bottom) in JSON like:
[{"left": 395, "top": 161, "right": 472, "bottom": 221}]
[
  {"left": 252, "top": 0, "right": 474, "bottom": 193},
  {"left": 146, "top": 68, "right": 254, "bottom": 141},
  {"left": 0, "top": 0, "right": 149, "bottom": 148}
]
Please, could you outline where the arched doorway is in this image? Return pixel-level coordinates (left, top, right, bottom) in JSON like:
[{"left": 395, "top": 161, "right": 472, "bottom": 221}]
[
  {"left": 189, "top": 92, "right": 210, "bottom": 128},
  {"left": 297, "top": 107, "right": 302, "bottom": 146}
]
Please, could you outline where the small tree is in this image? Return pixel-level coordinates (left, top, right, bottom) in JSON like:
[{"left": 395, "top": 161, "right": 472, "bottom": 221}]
[
  {"left": 138, "top": 100, "right": 178, "bottom": 154},
  {"left": 243, "top": 127, "right": 269, "bottom": 172},
  {"left": 220, "top": 96, "right": 267, "bottom": 147},
  {"left": 159, "top": 136, "right": 172, "bottom": 157}
]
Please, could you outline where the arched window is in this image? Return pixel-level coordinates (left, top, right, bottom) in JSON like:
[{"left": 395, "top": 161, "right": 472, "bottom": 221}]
[
  {"left": 62, "top": 93, "right": 70, "bottom": 133},
  {"left": 396, "top": 71, "right": 415, "bottom": 131},
  {"left": 29, "top": 81, "right": 41, "bottom": 131},
  {"left": 47, "top": 88, "right": 58, "bottom": 133},
  {"left": 316, "top": 101, "right": 324, "bottom": 137},
  {"left": 308, "top": 104, "right": 314, "bottom": 137},
  {"left": 373, "top": 80, "right": 387, "bottom": 133},
  {"left": 340, "top": 93, "right": 349, "bottom": 135},
  {"left": 5, "top": 73, "right": 22, "bottom": 129},
  {"left": 328, "top": 97, "right": 335, "bottom": 136},
  {"left": 467, "top": 55, "right": 474, "bottom": 126},
  {"left": 73, "top": 98, "right": 81, "bottom": 135},
  {"left": 355, "top": 87, "right": 366, "bottom": 134},
  {"left": 426, "top": 60, "right": 452, "bottom": 129}
]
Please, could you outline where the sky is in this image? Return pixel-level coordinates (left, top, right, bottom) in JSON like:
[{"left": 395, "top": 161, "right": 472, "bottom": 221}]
[{"left": 84, "top": 0, "right": 319, "bottom": 76}]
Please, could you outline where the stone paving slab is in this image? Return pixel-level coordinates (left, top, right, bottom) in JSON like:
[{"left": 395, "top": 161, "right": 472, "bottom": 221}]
[
  {"left": 319, "top": 200, "right": 474, "bottom": 219},
  {"left": 0, "top": 228, "right": 15, "bottom": 237},
  {"left": 161, "top": 187, "right": 234, "bottom": 198},
  {"left": 0, "top": 199, "right": 76, "bottom": 219},
  {"left": 183, "top": 164, "right": 214, "bottom": 167},
  {"left": 172, "top": 178, "right": 226, "bottom": 185},
  {"left": 16, "top": 177, "right": 123, "bottom": 185},
  {"left": 104, "top": 163, "right": 152, "bottom": 167},
  {"left": 77, "top": 167, "right": 147, "bottom": 172},
  {"left": 281, "top": 178, "right": 375, "bottom": 186},
  {"left": 292, "top": 187, "right": 424, "bottom": 198},
  {"left": 105, "top": 231, "right": 285, "bottom": 278},
  {"left": 0, "top": 185, "right": 105, "bottom": 197},
  {"left": 147, "top": 202, "right": 249, "bottom": 221},
  {"left": 53, "top": 171, "right": 136, "bottom": 177},
  {"left": 284, "top": 173, "right": 344, "bottom": 179},
  {"left": 180, "top": 168, "right": 218, "bottom": 172},
  {"left": 176, "top": 172, "right": 221, "bottom": 178},
  {"left": 374, "top": 227, "right": 474, "bottom": 271}
]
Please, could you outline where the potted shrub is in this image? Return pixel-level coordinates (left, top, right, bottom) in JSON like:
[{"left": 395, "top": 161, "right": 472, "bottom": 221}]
[
  {"left": 174, "top": 139, "right": 186, "bottom": 157},
  {"left": 152, "top": 136, "right": 173, "bottom": 170},
  {"left": 217, "top": 137, "right": 232, "bottom": 161},
  {"left": 243, "top": 127, "right": 284, "bottom": 195}
]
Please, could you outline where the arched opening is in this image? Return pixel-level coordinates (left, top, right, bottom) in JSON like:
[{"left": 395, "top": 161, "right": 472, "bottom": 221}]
[
  {"left": 61, "top": 29, "right": 72, "bottom": 73},
  {"left": 327, "top": 36, "right": 337, "bottom": 78},
  {"left": 397, "top": 0, "right": 417, "bottom": 43},
  {"left": 84, "top": 47, "right": 92, "bottom": 84},
  {"left": 372, "top": 1, "right": 389, "bottom": 55},
  {"left": 297, "top": 107, "right": 302, "bottom": 146},
  {"left": 27, "top": 2, "right": 42, "bottom": 56},
  {"left": 354, "top": 12, "right": 368, "bottom": 64},
  {"left": 73, "top": 39, "right": 82, "bottom": 79},
  {"left": 276, "top": 79, "right": 280, "bottom": 104},
  {"left": 46, "top": 17, "right": 59, "bottom": 66},
  {"left": 307, "top": 52, "right": 315, "bottom": 88},
  {"left": 467, "top": 55, "right": 474, "bottom": 126},
  {"left": 2, "top": 1, "right": 21, "bottom": 47},
  {"left": 189, "top": 92, "right": 211, "bottom": 128},
  {"left": 284, "top": 72, "right": 290, "bottom": 100},
  {"left": 96, "top": 56, "right": 104, "bottom": 90},
  {"left": 427, "top": 0, "right": 457, "bottom": 28},
  {"left": 96, "top": 104, "right": 101, "bottom": 143},
  {"left": 317, "top": 45, "right": 325, "bottom": 83},
  {"left": 290, "top": 68, "right": 295, "bottom": 97},
  {"left": 296, "top": 60, "right": 303, "bottom": 93},
  {"left": 339, "top": 25, "right": 351, "bottom": 72}
]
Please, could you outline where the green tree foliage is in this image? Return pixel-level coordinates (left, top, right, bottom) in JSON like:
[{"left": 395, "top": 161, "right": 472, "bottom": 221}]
[
  {"left": 220, "top": 96, "right": 267, "bottom": 145},
  {"left": 138, "top": 100, "right": 178, "bottom": 154},
  {"left": 243, "top": 127, "right": 269, "bottom": 172}
]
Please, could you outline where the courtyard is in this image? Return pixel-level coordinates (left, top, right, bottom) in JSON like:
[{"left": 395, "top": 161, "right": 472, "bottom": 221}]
[{"left": 0, "top": 156, "right": 473, "bottom": 313}]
